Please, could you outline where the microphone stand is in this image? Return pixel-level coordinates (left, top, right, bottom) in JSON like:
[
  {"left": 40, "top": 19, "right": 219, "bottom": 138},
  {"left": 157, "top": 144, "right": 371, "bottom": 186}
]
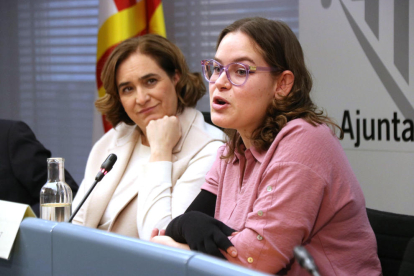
[
  {"left": 68, "top": 154, "right": 117, "bottom": 223},
  {"left": 68, "top": 179, "right": 99, "bottom": 223}
]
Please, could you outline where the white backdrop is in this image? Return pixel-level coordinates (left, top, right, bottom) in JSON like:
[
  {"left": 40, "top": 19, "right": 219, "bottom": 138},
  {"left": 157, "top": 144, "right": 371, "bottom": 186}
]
[{"left": 299, "top": 0, "right": 414, "bottom": 215}]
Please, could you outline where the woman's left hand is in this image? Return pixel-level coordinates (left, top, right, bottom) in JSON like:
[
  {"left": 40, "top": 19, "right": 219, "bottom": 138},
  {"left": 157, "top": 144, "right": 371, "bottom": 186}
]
[{"left": 150, "top": 228, "right": 190, "bottom": 251}]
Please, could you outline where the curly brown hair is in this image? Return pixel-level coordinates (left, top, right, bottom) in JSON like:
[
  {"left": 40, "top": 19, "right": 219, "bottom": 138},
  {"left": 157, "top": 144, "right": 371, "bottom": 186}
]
[
  {"left": 217, "top": 17, "right": 343, "bottom": 159},
  {"left": 95, "top": 34, "right": 206, "bottom": 127}
]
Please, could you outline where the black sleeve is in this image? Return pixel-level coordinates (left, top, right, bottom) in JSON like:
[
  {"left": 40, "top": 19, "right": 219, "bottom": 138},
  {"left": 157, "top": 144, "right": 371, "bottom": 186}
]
[
  {"left": 165, "top": 210, "right": 235, "bottom": 259},
  {"left": 8, "top": 121, "right": 78, "bottom": 214},
  {"left": 185, "top": 189, "right": 217, "bottom": 217},
  {"left": 9, "top": 121, "right": 52, "bottom": 202},
  {"left": 166, "top": 190, "right": 216, "bottom": 241},
  {"left": 166, "top": 189, "right": 235, "bottom": 259}
]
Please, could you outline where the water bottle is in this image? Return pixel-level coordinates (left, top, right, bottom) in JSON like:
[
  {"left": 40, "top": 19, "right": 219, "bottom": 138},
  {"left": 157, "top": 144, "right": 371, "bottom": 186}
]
[{"left": 40, "top": 157, "right": 72, "bottom": 222}]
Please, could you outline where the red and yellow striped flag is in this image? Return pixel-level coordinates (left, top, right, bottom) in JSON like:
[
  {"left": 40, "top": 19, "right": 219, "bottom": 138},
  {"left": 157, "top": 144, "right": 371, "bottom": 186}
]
[{"left": 95, "top": 0, "right": 166, "bottom": 133}]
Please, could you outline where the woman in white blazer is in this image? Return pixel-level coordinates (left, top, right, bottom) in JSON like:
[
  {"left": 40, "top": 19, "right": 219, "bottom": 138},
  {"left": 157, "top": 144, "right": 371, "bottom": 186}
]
[{"left": 72, "top": 34, "right": 225, "bottom": 240}]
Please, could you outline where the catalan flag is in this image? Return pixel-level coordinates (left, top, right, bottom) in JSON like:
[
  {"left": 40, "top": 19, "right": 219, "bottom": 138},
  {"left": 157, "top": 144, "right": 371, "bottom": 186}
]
[{"left": 95, "top": 0, "right": 166, "bottom": 134}]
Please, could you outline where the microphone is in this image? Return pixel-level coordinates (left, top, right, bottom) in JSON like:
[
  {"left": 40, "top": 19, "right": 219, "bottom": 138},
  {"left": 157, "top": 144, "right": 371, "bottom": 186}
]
[
  {"left": 68, "top": 154, "right": 117, "bottom": 223},
  {"left": 95, "top": 153, "right": 117, "bottom": 181},
  {"left": 293, "top": 246, "right": 321, "bottom": 276}
]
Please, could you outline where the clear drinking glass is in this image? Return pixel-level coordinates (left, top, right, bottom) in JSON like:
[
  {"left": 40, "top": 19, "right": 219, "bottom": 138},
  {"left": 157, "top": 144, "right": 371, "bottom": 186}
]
[{"left": 40, "top": 158, "right": 72, "bottom": 222}]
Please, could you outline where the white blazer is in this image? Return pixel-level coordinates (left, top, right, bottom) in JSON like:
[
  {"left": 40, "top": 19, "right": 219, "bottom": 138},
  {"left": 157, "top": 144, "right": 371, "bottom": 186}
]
[{"left": 72, "top": 108, "right": 225, "bottom": 239}]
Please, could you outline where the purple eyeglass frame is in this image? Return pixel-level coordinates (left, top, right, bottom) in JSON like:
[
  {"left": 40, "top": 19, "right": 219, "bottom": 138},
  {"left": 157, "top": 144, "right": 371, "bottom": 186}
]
[{"left": 201, "top": 59, "right": 278, "bottom": 86}]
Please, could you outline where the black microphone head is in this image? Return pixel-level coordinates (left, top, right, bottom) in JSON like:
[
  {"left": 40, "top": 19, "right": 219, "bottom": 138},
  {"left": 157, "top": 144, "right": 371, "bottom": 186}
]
[{"left": 101, "top": 153, "right": 117, "bottom": 173}]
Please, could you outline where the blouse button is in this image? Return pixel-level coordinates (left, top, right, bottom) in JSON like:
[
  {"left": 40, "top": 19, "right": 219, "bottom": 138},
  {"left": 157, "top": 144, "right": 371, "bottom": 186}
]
[
  {"left": 257, "top": 210, "right": 263, "bottom": 216},
  {"left": 257, "top": 234, "right": 263, "bottom": 241},
  {"left": 266, "top": 186, "right": 272, "bottom": 192},
  {"left": 247, "top": 257, "right": 254, "bottom": 263}
]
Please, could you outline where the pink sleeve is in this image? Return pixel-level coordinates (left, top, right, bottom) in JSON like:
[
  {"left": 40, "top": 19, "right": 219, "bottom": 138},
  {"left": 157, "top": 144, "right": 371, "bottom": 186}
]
[
  {"left": 221, "top": 162, "right": 327, "bottom": 274},
  {"left": 201, "top": 145, "right": 226, "bottom": 196}
]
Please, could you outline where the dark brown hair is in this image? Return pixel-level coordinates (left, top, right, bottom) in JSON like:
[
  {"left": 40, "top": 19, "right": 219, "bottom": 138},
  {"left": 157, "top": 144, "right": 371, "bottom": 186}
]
[
  {"left": 96, "top": 34, "right": 206, "bottom": 127},
  {"left": 216, "top": 17, "right": 343, "bottom": 159}
]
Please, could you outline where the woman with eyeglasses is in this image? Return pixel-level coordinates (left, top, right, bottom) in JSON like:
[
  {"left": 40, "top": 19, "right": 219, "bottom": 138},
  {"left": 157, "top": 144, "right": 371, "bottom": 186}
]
[{"left": 151, "top": 18, "right": 381, "bottom": 275}]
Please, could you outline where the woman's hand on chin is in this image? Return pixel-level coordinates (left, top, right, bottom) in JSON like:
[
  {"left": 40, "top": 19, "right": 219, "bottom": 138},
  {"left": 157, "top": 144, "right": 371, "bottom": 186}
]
[
  {"left": 150, "top": 228, "right": 190, "bottom": 250},
  {"left": 146, "top": 115, "right": 182, "bottom": 162}
]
